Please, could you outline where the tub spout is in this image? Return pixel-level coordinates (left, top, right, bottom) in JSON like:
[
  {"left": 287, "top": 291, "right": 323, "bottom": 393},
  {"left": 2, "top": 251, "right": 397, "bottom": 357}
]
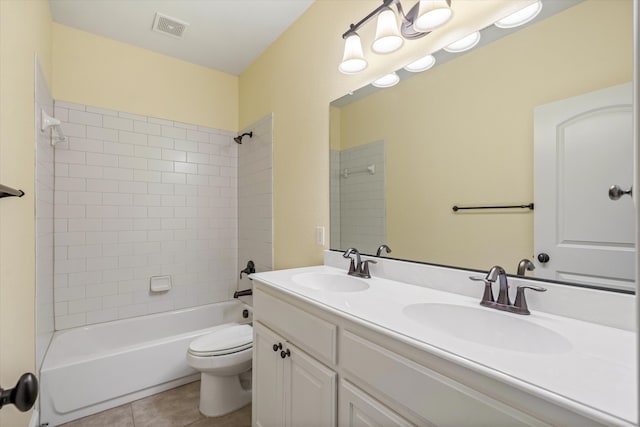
[{"left": 234, "top": 289, "right": 253, "bottom": 298}]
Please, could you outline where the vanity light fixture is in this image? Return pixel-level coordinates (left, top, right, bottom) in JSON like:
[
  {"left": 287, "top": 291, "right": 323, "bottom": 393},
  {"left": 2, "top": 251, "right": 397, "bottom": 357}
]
[
  {"left": 372, "top": 7, "right": 404, "bottom": 54},
  {"left": 443, "top": 31, "right": 481, "bottom": 53},
  {"left": 495, "top": 1, "right": 543, "bottom": 29},
  {"left": 372, "top": 72, "right": 400, "bottom": 88},
  {"left": 339, "top": 0, "right": 453, "bottom": 74},
  {"left": 413, "top": 0, "right": 454, "bottom": 32},
  {"left": 404, "top": 54, "right": 436, "bottom": 72},
  {"left": 339, "top": 33, "right": 368, "bottom": 74}
]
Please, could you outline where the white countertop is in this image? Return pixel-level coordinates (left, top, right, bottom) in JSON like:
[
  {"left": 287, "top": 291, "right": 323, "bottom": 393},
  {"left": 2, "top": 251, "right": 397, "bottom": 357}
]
[{"left": 252, "top": 265, "right": 638, "bottom": 426}]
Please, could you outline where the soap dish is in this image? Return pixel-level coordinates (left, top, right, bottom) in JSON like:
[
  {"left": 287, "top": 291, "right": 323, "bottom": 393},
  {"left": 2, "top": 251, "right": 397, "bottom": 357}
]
[{"left": 150, "top": 275, "right": 172, "bottom": 293}]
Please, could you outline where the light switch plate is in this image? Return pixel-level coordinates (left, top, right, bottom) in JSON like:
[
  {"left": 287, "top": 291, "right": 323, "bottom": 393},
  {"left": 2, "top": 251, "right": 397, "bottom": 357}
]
[{"left": 315, "top": 226, "right": 325, "bottom": 246}]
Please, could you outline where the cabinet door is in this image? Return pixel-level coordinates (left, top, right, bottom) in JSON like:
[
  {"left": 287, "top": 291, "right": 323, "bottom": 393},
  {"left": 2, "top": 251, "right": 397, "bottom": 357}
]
[
  {"left": 339, "top": 380, "right": 418, "bottom": 427},
  {"left": 253, "top": 322, "right": 285, "bottom": 427},
  {"left": 284, "top": 342, "right": 337, "bottom": 427}
]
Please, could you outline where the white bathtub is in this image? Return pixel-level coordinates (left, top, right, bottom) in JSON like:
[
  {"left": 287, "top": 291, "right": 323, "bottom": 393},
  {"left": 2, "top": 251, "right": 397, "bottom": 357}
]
[{"left": 40, "top": 300, "right": 251, "bottom": 426}]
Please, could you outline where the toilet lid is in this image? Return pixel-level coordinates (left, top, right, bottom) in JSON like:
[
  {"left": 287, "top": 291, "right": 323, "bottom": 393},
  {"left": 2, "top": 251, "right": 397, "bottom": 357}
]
[{"left": 189, "top": 324, "right": 253, "bottom": 357}]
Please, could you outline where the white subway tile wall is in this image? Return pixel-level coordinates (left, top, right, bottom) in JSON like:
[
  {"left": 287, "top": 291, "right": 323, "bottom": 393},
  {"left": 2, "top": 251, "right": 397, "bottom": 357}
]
[
  {"left": 238, "top": 114, "right": 273, "bottom": 292},
  {"left": 36, "top": 61, "right": 55, "bottom": 370},
  {"left": 338, "top": 140, "right": 386, "bottom": 254},
  {"left": 53, "top": 101, "right": 238, "bottom": 329}
]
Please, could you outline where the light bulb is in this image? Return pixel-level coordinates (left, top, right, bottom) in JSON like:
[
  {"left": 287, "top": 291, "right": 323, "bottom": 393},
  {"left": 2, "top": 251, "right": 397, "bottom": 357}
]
[
  {"left": 404, "top": 54, "right": 436, "bottom": 72},
  {"left": 495, "top": 1, "right": 543, "bottom": 29},
  {"left": 372, "top": 72, "right": 400, "bottom": 88},
  {"left": 444, "top": 31, "right": 481, "bottom": 53}
]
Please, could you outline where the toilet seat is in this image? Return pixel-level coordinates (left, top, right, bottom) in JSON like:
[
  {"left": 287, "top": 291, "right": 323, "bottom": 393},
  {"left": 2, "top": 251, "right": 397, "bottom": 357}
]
[{"left": 188, "top": 324, "right": 253, "bottom": 357}]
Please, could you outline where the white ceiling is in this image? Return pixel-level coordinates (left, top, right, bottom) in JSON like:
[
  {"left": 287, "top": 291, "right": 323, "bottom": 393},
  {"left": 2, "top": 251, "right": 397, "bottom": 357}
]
[{"left": 49, "top": 0, "right": 315, "bottom": 76}]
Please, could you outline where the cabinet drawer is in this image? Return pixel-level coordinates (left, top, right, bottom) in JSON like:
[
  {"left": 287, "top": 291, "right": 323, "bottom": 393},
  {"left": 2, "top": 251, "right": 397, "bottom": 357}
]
[
  {"left": 340, "top": 330, "right": 549, "bottom": 427},
  {"left": 254, "top": 288, "right": 336, "bottom": 365}
]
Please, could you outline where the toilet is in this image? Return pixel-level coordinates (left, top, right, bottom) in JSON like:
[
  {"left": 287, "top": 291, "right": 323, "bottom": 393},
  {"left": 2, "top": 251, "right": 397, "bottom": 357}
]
[{"left": 187, "top": 323, "right": 253, "bottom": 417}]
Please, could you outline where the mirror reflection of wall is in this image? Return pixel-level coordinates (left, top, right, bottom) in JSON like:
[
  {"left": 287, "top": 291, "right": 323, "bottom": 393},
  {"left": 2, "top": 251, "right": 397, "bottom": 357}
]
[
  {"left": 330, "top": 0, "right": 633, "bottom": 288},
  {"left": 330, "top": 140, "right": 386, "bottom": 254}
]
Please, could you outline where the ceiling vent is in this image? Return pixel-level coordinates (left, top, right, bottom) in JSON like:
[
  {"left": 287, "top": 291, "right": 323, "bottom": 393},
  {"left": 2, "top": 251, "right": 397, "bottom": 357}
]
[{"left": 152, "top": 12, "right": 189, "bottom": 39}]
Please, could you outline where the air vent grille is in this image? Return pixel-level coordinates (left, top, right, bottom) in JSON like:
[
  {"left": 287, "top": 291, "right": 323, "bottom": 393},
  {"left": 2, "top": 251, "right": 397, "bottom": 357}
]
[{"left": 152, "top": 12, "right": 189, "bottom": 38}]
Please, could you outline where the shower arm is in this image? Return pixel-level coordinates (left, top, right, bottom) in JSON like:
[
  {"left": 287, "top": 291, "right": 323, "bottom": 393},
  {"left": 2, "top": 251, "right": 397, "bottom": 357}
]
[{"left": 234, "top": 131, "right": 253, "bottom": 144}]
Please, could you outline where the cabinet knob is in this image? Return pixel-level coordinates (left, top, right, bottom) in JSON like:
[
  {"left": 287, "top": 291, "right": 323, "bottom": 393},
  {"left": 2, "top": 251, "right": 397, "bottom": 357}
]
[
  {"left": 280, "top": 349, "right": 291, "bottom": 359},
  {"left": 272, "top": 343, "right": 282, "bottom": 352}
]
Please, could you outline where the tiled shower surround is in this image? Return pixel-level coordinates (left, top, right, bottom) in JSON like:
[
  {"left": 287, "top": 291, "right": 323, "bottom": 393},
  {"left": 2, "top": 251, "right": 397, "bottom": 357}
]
[
  {"left": 53, "top": 101, "right": 238, "bottom": 329},
  {"left": 331, "top": 140, "right": 386, "bottom": 254},
  {"left": 238, "top": 115, "right": 273, "bottom": 290},
  {"left": 36, "top": 61, "right": 55, "bottom": 369}
]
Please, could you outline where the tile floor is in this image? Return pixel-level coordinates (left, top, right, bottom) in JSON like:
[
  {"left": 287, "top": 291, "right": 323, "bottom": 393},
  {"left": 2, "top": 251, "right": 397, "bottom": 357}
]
[{"left": 59, "top": 381, "right": 251, "bottom": 427}]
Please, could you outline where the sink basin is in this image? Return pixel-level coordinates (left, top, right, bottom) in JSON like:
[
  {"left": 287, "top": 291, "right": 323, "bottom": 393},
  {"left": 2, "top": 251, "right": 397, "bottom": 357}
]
[
  {"left": 403, "top": 303, "right": 572, "bottom": 354},
  {"left": 292, "top": 273, "right": 370, "bottom": 292}
]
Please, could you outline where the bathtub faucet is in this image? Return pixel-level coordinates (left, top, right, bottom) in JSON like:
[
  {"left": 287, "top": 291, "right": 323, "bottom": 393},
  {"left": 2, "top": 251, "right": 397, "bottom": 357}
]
[{"left": 233, "top": 289, "right": 253, "bottom": 298}]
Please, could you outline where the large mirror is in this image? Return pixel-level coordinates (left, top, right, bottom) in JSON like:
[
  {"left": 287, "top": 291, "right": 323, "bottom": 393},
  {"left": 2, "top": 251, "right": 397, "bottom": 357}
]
[{"left": 330, "top": 0, "right": 635, "bottom": 292}]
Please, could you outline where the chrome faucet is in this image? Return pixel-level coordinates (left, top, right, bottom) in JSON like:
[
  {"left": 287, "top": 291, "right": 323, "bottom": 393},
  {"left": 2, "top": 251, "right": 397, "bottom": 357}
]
[
  {"left": 470, "top": 265, "right": 546, "bottom": 315},
  {"left": 376, "top": 244, "right": 392, "bottom": 257},
  {"left": 516, "top": 258, "right": 535, "bottom": 276},
  {"left": 343, "top": 248, "right": 377, "bottom": 279}
]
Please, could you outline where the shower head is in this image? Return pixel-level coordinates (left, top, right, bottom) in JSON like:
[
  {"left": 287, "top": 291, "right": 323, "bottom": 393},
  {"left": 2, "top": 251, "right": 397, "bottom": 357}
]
[{"left": 234, "top": 131, "right": 253, "bottom": 144}]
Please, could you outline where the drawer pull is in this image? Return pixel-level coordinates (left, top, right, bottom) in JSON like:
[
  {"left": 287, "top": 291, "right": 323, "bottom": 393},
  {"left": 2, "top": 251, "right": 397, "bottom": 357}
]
[
  {"left": 280, "top": 349, "right": 291, "bottom": 359},
  {"left": 273, "top": 342, "right": 283, "bottom": 352}
]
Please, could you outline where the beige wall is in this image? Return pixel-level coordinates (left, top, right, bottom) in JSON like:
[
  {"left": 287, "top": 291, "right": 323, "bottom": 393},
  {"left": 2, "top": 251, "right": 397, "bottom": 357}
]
[
  {"left": 0, "top": 0, "right": 52, "bottom": 425},
  {"left": 334, "top": 0, "right": 632, "bottom": 272},
  {"left": 238, "top": 0, "right": 415, "bottom": 268},
  {"left": 52, "top": 24, "right": 239, "bottom": 131},
  {"left": 238, "top": 0, "right": 560, "bottom": 269}
]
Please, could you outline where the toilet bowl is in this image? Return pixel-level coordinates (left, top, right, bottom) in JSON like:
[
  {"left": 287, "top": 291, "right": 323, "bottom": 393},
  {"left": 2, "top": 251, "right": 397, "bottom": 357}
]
[{"left": 187, "top": 323, "right": 253, "bottom": 417}]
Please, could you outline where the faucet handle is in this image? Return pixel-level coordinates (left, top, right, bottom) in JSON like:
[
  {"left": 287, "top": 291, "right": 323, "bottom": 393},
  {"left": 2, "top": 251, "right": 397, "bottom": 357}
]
[
  {"left": 514, "top": 284, "right": 546, "bottom": 314},
  {"left": 360, "top": 259, "right": 377, "bottom": 278},
  {"left": 469, "top": 276, "right": 494, "bottom": 305}
]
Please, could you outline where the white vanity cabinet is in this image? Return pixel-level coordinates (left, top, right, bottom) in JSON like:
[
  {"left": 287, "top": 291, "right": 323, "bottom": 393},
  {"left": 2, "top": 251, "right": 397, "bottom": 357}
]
[
  {"left": 339, "top": 380, "right": 416, "bottom": 427},
  {"left": 252, "top": 290, "right": 337, "bottom": 427},
  {"left": 252, "top": 276, "right": 631, "bottom": 427}
]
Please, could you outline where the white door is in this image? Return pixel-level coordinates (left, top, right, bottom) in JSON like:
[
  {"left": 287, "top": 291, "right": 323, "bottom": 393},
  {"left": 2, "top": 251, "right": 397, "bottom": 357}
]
[
  {"left": 253, "top": 322, "right": 285, "bottom": 427},
  {"left": 534, "top": 82, "right": 634, "bottom": 290},
  {"left": 285, "top": 342, "right": 336, "bottom": 427}
]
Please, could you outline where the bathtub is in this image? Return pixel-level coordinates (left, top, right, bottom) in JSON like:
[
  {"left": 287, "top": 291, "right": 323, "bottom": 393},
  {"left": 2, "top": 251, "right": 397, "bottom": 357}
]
[{"left": 39, "top": 300, "right": 251, "bottom": 426}]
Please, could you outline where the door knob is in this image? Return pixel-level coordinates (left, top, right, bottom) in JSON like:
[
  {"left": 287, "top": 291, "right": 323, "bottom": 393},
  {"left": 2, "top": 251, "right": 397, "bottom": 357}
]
[
  {"left": 280, "top": 349, "right": 291, "bottom": 359},
  {"left": 537, "top": 253, "right": 550, "bottom": 263},
  {"left": 0, "top": 373, "right": 38, "bottom": 412},
  {"left": 272, "top": 343, "right": 282, "bottom": 352},
  {"left": 608, "top": 185, "right": 632, "bottom": 200}
]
